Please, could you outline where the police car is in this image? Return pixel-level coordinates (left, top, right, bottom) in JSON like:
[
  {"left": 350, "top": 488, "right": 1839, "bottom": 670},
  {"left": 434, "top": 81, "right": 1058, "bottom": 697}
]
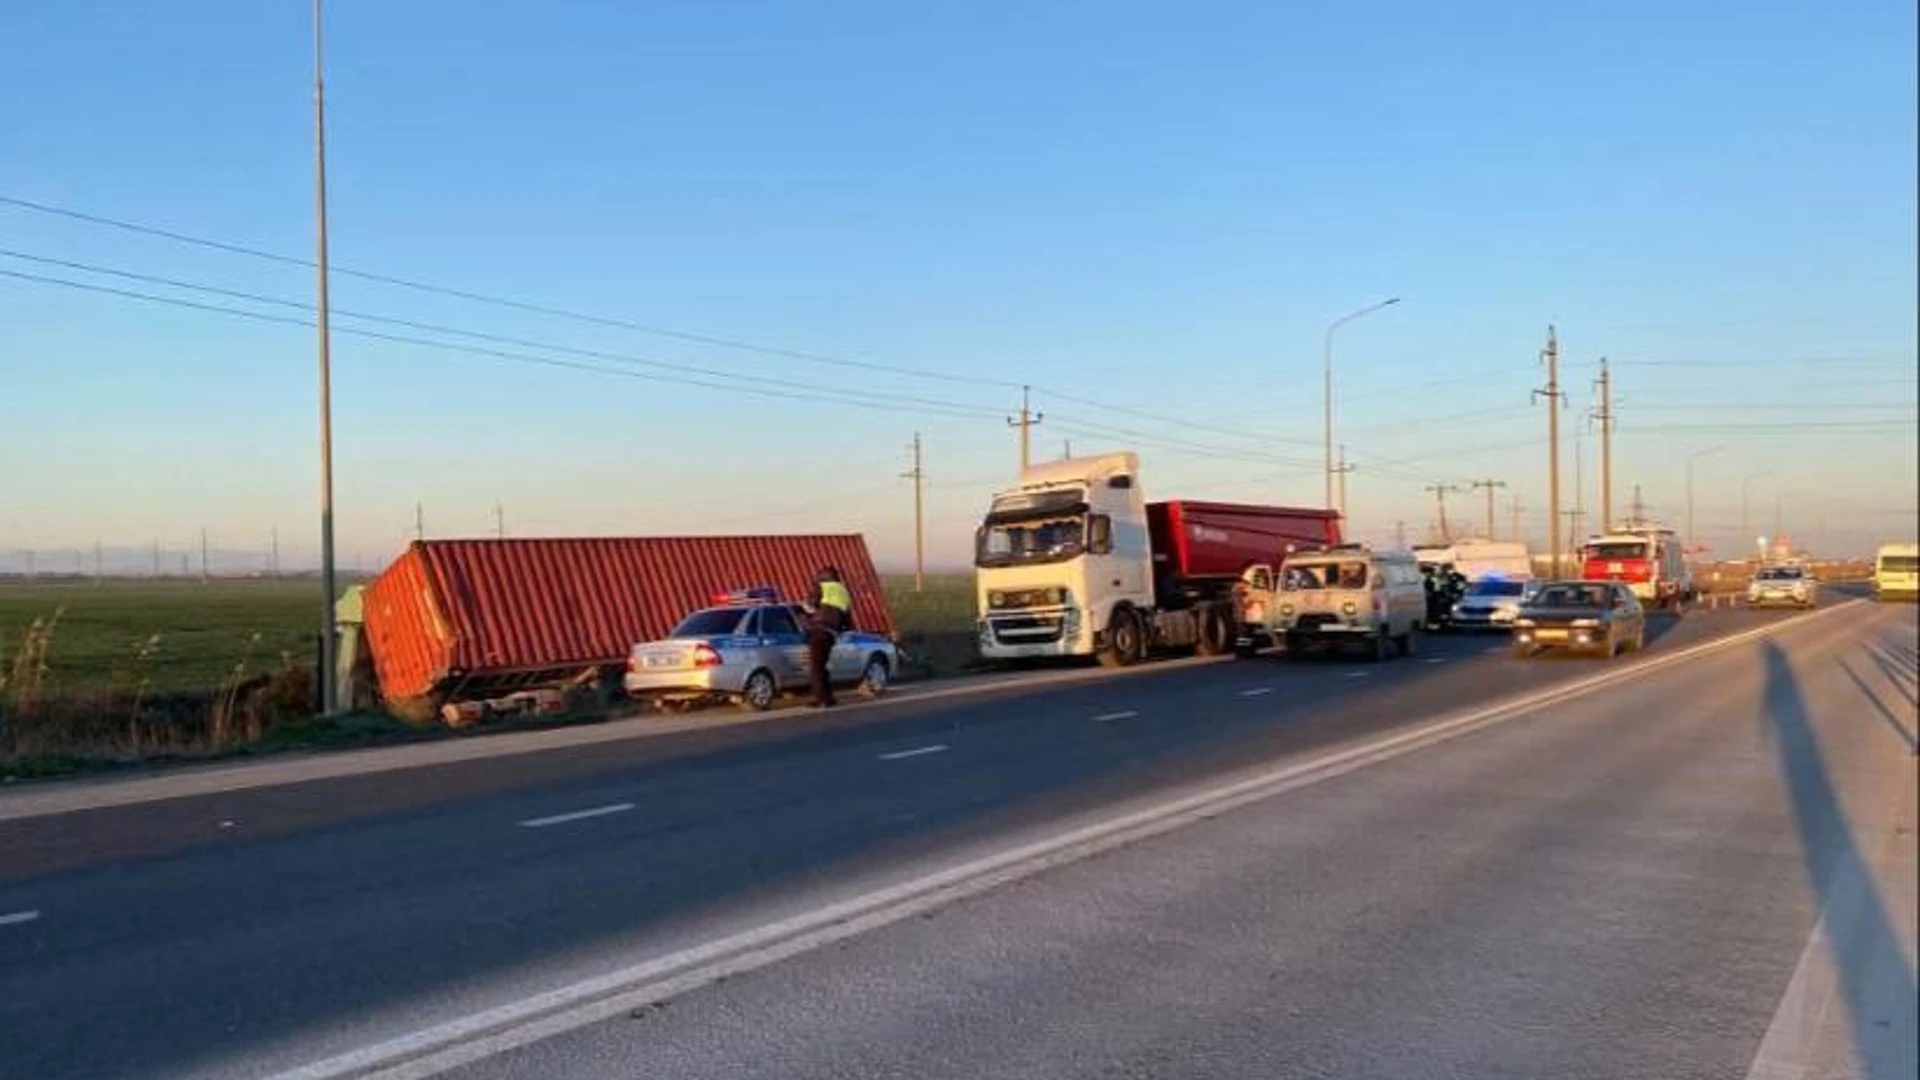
[
  {"left": 624, "top": 587, "right": 898, "bottom": 711},
  {"left": 1448, "top": 574, "right": 1532, "bottom": 631}
]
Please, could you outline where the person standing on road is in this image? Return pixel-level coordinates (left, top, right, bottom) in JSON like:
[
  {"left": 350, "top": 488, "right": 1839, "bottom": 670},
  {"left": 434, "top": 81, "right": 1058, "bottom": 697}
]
[{"left": 806, "top": 567, "right": 852, "bottom": 708}]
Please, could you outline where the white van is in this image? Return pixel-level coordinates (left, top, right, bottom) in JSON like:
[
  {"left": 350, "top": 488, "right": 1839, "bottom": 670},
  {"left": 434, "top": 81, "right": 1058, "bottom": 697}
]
[
  {"left": 1874, "top": 542, "right": 1918, "bottom": 602},
  {"left": 1272, "top": 545, "right": 1426, "bottom": 661}
]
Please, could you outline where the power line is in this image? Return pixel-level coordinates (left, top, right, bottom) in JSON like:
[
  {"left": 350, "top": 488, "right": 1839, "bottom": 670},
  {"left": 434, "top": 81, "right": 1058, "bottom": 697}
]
[
  {"left": 0, "top": 249, "right": 1011, "bottom": 420},
  {"left": 0, "top": 267, "right": 1007, "bottom": 421},
  {"left": 0, "top": 193, "right": 1017, "bottom": 391},
  {"left": 0, "top": 193, "right": 1335, "bottom": 446}
]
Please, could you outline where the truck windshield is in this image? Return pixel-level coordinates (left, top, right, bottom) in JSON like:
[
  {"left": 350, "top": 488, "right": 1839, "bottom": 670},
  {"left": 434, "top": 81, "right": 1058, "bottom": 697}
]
[
  {"left": 976, "top": 516, "right": 1087, "bottom": 567},
  {"left": 1585, "top": 542, "right": 1647, "bottom": 561}
]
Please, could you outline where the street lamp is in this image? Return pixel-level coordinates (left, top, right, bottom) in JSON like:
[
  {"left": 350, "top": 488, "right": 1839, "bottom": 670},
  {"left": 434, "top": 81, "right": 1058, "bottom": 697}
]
[
  {"left": 1685, "top": 445, "right": 1726, "bottom": 557},
  {"left": 1324, "top": 297, "right": 1400, "bottom": 513}
]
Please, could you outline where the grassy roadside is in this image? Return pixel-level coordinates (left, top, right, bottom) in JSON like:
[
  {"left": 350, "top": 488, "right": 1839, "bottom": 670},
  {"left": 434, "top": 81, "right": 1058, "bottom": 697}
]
[{"left": 1, "top": 572, "right": 983, "bottom": 780}]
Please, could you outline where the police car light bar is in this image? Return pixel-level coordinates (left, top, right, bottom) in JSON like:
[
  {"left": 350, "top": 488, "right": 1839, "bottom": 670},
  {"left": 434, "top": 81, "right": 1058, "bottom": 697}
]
[{"left": 713, "top": 586, "right": 780, "bottom": 606}]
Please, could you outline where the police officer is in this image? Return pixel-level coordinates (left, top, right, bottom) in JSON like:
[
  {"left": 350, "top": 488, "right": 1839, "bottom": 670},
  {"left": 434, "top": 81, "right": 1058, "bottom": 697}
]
[{"left": 806, "top": 567, "right": 852, "bottom": 708}]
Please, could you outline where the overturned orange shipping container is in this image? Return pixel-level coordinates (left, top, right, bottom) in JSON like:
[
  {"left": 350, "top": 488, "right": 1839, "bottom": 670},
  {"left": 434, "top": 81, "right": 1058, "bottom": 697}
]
[{"left": 360, "top": 536, "right": 894, "bottom": 710}]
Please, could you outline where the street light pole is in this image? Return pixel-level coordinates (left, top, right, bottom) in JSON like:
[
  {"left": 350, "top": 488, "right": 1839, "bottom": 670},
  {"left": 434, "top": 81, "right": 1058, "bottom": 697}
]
[
  {"left": 1685, "top": 445, "right": 1726, "bottom": 557},
  {"left": 1323, "top": 297, "right": 1400, "bottom": 513},
  {"left": 313, "top": 0, "right": 339, "bottom": 716}
]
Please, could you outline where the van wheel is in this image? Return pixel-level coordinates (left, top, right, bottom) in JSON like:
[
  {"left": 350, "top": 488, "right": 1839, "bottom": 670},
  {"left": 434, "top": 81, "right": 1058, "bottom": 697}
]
[
  {"left": 1397, "top": 625, "right": 1419, "bottom": 657},
  {"left": 1099, "top": 609, "right": 1143, "bottom": 668},
  {"left": 1370, "top": 633, "right": 1391, "bottom": 663},
  {"left": 1195, "top": 605, "right": 1233, "bottom": 657}
]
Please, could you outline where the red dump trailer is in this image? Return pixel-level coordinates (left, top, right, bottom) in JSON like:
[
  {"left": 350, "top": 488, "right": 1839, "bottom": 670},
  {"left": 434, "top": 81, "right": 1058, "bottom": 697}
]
[
  {"left": 358, "top": 536, "right": 893, "bottom": 716},
  {"left": 1146, "top": 500, "right": 1345, "bottom": 592}
]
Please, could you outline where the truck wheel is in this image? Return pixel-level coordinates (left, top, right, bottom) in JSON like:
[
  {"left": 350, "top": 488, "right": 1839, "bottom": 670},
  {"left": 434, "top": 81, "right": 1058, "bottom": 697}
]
[
  {"left": 1195, "top": 605, "right": 1233, "bottom": 657},
  {"left": 1098, "top": 610, "right": 1143, "bottom": 669}
]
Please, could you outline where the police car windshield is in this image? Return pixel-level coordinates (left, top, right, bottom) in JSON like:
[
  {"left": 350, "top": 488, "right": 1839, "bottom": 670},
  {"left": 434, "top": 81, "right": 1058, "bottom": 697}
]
[
  {"left": 671, "top": 608, "right": 748, "bottom": 638},
  {"left": 1755, "top": 566, "right": 1803, "bottom": 581},
  {"left": 1467, "top": 579, "right": 1526, "bottom": 597}
]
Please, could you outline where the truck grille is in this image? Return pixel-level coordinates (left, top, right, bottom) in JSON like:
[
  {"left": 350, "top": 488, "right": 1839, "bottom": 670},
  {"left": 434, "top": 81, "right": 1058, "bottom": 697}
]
[
  {"left": 1296, "top": 613, "right": 1341, "bottom": 631},
  {"left": 989, "top": 615, "right": 1065, "bottom": 645}
]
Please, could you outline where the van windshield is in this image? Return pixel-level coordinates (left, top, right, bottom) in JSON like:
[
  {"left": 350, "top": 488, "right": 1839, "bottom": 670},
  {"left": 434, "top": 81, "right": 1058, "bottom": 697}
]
[
  {"left": 1283, "top": 561, "right": 1368, "bottom": 590},
  {"left": 1881, "top": 555, "right": 1919, "bottom": 573}
]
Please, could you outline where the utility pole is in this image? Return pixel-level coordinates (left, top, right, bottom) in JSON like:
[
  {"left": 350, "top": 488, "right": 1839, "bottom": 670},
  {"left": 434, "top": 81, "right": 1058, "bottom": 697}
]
[
  {"left": 1469, "top": 479, "right": 1507, "bottom": 540},
  {"left": 1630, "top": 482, "right": 1646, "bottom": 524},
  {"left": 1334, "top": 445, "right": 1356, "bottom": 529},
  {"left": 901, "top": 432, "right": 926, "bottom": 593},
  {"left": 1063, "top": 439, "right": 1073, "bottom": 459},
  {"left": 200, "top": 527, "right": 210, "bottom": 584},
  {"left": 314, "top": 0, "right": 341, "bottom": 716},
  {"left": 414, "top": 501, "right": 426, "bottom": 542},
  {"left": 180, "top": 553, "right": 190, "bottom": 576},
  {"left": 1534, "top": 326, "right": 1563, "bottom": 576},
  {"left": 270, "top": 527, "right": 281, "bottom": 579},
  {"left": 1593, "top": 358, "right": 1613, "bottom": 532},
  {"left": 1394, "top": 520, "right": 1408, "bottom": 550},
  {"left": 1007, "top": 385, "right": 1044, "bottom": 475},
  {"left": 1425, "top": 483, "right": 1464, "bottom": 543},
  {"left": 1572, "top": 435, "right": 1586, "bottom": 567},
  {"left": 1508, "top": 494, "right": 1523, "bottom": 547},
  {"left": 151, "top": 537, "right": 161, "bottom": 578},
  {"left": 493, "top": 502, "right": 506, "bottom": 540}
]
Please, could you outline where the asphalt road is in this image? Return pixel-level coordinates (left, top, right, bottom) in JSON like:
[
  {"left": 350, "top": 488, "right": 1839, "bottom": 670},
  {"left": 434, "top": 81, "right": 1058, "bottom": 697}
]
[{"left": 0, "top": 598, "right": 1913, "bottom": 1080}]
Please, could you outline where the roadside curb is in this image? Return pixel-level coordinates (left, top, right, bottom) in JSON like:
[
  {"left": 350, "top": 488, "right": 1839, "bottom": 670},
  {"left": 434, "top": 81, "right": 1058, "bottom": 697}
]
[{"left": 0, "top": 651, "right": 1236, "bottom": 822}]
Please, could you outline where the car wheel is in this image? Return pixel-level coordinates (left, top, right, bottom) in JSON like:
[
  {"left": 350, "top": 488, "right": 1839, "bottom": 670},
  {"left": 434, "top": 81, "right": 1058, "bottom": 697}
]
[
  {"left": 1632, "top": 627, "right": 1645, "bottom": 653},
  {"left": 857, "top": 654, "right": 891, "bottom": 698},
  {"left": 1370, "top": 633, "right": 1391, "bottom": 663},
  {"left": 1510, "top": 642, "right": 1534, "bottom": 660},
  {"left": 1397, "top": 624, "right": 1419, "bottom": 658},
  {"left": 738, "top": 668, "right": 777, "bottom": 712}
]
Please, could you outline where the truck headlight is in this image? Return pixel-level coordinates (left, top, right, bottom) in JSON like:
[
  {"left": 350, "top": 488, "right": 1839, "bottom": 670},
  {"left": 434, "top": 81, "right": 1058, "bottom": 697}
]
[
  {"left": 1280, "top": 604, "right": 1295, "bottom": 617},
  {"left": 988, "top": 590, "right": 1007, "bottom": 609},
  {"left": 1341, "top": 600, "right": 1358, "bottom": 616}
]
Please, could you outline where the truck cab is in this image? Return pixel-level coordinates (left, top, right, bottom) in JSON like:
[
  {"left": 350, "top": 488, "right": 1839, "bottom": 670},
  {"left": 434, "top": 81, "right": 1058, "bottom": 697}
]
[
  {"left": 1580, "top": 525, "right": 1693, "bottom": 610},
  {"left": 975, "top": 452, "right": 1150, "bottom": 662}
]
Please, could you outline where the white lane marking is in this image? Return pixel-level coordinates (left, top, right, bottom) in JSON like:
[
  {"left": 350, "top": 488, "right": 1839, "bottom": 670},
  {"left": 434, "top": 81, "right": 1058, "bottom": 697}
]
[
  {"left": 1091, "top": 711, "right": 1139, "bottom": 723},
  {"left": 878, "top": 744, "right": 949, "bottom": 761},
  {"left": 0, "top": 910, "right": 41, "bottom": 927},
  {"left": 264, "top": 601, "right": 1856, "bottom": 1080},
  {"left": 1344, "top": 671, "right": 1371, "bottom": 679},
  {"left": 516, "top": 803, "right": 635, "bottom": 829},
  {"left": 1423, "top": 657, "right": 1446, "bottom": 664},
  {"left": 1237, "top": 687, "right": 1273, "bottom": 697}
]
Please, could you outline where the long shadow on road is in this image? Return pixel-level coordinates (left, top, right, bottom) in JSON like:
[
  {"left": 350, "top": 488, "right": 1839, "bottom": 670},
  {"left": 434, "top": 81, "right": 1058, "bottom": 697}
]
[{"left": 1760, "top": 641, "right": 1917, "bottom": 1080}]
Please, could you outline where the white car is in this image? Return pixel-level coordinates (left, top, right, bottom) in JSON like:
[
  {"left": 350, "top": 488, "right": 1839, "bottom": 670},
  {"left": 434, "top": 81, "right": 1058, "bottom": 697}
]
[{"left": 1747, "top": 564, "right": 1816, "bottom": 609}]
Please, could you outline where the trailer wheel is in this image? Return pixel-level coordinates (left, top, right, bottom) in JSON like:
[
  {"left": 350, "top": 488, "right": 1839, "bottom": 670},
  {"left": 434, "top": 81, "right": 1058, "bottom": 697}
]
[
  {"left": 1195, "top": 605, "right": 1233, "bottom": 657},
  {"left": 1098, "top": 609, "right": 1144, "bottom": 668}
]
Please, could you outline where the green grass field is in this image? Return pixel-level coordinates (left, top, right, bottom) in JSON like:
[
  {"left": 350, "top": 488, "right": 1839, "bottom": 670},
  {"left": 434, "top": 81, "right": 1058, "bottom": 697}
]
[{"left": 1, "top": 579, "right": 321, "bottom": 699}]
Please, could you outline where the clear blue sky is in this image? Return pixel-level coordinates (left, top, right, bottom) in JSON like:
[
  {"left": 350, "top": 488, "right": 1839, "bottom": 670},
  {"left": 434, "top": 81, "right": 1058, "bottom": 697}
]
[{"left": 2, "top": 0, "right": 1914, "bottom": 571}]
